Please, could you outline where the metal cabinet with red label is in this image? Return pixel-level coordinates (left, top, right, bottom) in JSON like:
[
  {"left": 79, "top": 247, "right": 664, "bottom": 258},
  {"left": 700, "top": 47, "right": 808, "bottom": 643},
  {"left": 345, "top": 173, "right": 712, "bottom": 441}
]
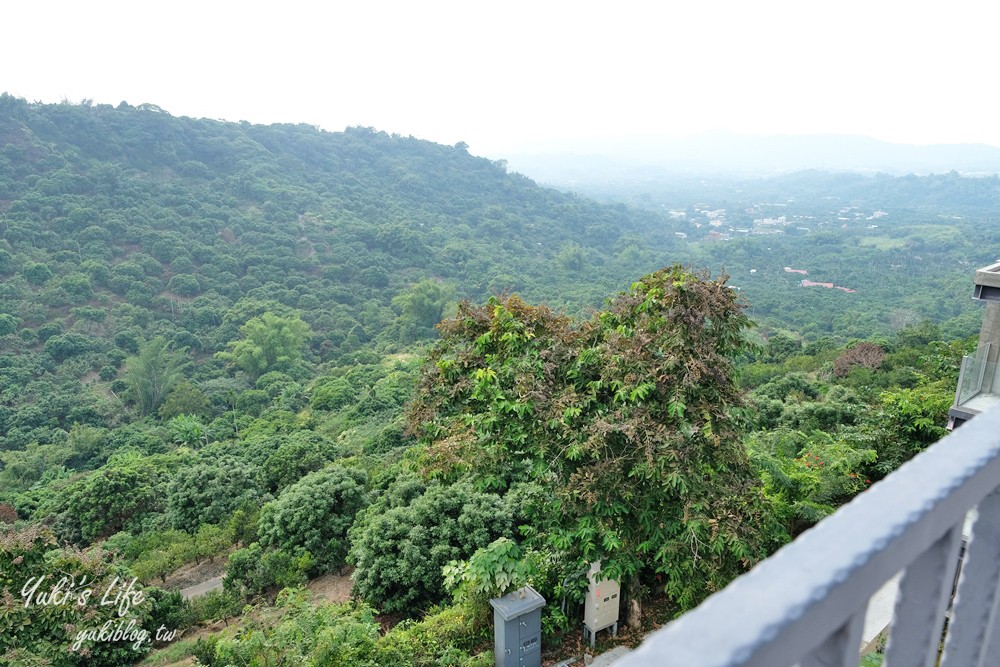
[{"left": 583, "top": 561, "right": 621, "bottom": 648}]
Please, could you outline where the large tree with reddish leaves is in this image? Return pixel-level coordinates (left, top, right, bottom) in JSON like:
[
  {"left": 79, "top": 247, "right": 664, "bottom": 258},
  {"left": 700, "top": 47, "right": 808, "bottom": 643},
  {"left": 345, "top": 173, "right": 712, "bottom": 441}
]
[{"left": 407, "top": 266, "right": 785, "bottom": 613}]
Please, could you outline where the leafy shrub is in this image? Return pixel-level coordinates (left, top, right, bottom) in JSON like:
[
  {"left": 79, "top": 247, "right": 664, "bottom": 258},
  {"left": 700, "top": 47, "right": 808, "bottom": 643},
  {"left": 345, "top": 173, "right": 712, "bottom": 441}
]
[
  {"left": 145, "top": 587, "right": 195, "bottom": 635},
  {"left": 189, "top": 589, "right": 244, "bottom": 626},
  {"left": 211, "top": 590, "right": 379, "bottom": 666},
  {"left": 349, "top": 481, "right": 512, "bottom": 613},
  {"left": 124, "top": 526, "right": 233, "bottom": 584},
  {"left": 748, "top": 429, "right": 876, "bottom": 534},
  {"left": 258, "top": 465, "right": 367, "bottom": 573},
  {"left": 0, "top": 313, "right": 18, "bottom": 336},
  {"left": 168, "top": 456, "right": 265, "bottom": 533},
  {"left": 192, "top": 634, "right": 221, "bottom": 667},
  {"left": 203, "top": 587, "right": 488, "bottom": 667},
  {"left": 48, "top": 451, "right": 169, "bottom": 544},
  {"left": 157, "top": 380, "right": 212, "bottom": 419},
  {"left": 311, "top": 377, "right": 355, "bottom": 411},
  {"left": 363, "top": 420, "right": 413, "bottom": 455},
  {"left": 0, "top": 525, "right": 154, "bottom": 665},
  {"left": 22, "top": 261, "right": 53, "bottom": 285},
  {"left": 373, "top": 601, "right": 490, "bottom": 667},
  {"left": 167, "top": 273, "right": 201, "bottom": 296},
  {"left": 43, "top": 332, "right": 97, "bottom": 361},
  {"left": 168, "top": 414, "right": 208, "bottom": 447},
  {"left": 443, "top": 537, "right": 531, "bottom": 603},
  {"left": 262, "top": 433, "right": 340, "bottom": 491},
  {"left": 224, "top": 542, "right": 311, "bottom": 600},
  {"left": 408, "top": 271, "right": 786, "bottom": 611}
]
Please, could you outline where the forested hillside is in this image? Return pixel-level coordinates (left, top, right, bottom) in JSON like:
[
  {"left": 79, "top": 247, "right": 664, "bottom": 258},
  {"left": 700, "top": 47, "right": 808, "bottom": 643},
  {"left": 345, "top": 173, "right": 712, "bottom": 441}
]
[
  {"left": 0, "top": 94, "right": 684, "bottom": 456},
  {"left": 0, "top": 95, "right": 985, "bottom": 667}
]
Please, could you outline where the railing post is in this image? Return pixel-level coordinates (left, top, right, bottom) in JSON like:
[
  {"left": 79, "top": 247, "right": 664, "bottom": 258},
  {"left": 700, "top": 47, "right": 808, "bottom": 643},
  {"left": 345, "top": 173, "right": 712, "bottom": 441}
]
[
  {"left": 941, "top": 488, "right": 1000, "bottom": 667},
  {"left": 883, "top": 525, "right": 963, "bottom": 667},
  {"left": 798, "top": 610, "right": 865, "bottom": 667}
]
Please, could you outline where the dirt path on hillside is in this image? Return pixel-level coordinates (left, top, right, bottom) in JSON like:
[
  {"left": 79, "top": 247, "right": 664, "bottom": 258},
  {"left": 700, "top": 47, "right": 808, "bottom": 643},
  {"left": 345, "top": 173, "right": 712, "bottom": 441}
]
[
  {"left": 161, "top": 552, "right": 231, "bottom": 591},
  {"left": 307, "top": 571, "right": 354, "bottom": 604},
  {"left": 180, "top": 576, "right": 224, "bottom": 599},
  {"left": 172, "top": 565, "right": 353, "bottom": 603}
]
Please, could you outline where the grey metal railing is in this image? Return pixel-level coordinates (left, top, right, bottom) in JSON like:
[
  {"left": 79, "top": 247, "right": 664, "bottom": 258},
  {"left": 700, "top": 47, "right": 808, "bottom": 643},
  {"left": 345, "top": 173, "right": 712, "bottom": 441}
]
[{"left": 616, "top": 406, "right": 1000, "bottom": 667}]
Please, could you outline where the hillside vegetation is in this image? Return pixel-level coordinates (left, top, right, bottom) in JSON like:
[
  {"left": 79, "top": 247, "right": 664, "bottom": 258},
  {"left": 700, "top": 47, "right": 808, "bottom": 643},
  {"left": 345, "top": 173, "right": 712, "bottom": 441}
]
[{"left": 0, "top": 93, "right": 683, "bottom": 456}]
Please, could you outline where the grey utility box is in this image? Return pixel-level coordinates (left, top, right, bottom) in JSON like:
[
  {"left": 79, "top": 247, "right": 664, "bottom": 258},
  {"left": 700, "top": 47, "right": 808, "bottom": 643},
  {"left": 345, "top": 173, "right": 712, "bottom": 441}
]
[
  {"left": 583, "top": 561, "right": 620, "bottom": 648},
  {"left": 490, "top": 585, "right": 546, "bottom": 667}
]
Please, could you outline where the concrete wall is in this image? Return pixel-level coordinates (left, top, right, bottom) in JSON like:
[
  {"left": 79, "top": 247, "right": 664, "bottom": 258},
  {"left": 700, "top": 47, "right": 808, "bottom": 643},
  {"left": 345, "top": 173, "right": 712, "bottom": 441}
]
[{"left": 979, "top": 302, "right": 1000, "bottom": 365}]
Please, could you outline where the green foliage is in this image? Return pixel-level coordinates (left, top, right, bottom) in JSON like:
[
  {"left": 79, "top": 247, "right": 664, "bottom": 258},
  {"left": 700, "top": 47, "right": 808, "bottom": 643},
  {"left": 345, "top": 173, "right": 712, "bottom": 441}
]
[
  {"left": 114, "top": 523, "right": 229, "bottom": 586},
  {"left": 0, "top": 524, "right": 154, "bottom": 666},
  {"left": 878, "top": 382, "right": 951, "bottom": 446},
  {"left": 47, "top": 450, "right": 171, "bottom": 545},
  {"left": 262, "top": 434, "right": 339, "bottom": 491},
  {"left": 409, "top": 267, "right": 785, "bottom": 610},
  {"left": 199, "top": 587, "right": 487, "bottom": 667},
  {"left": 257, "top": 465, "right": 368, "bottom": 574},
  {"left": 22, "top": 261, "right": 53, "bottom": 285},
  {"left": 194, "top": 522, "right": 233, "bottom": 563},
  {"left": 0, "top": 313, "right": 18, "bottom": 336},
  {"left": 209, "top": 589, "right": 380, "bottom": 666},
  {"left": 0, "top": 96, "right": 987, "bottom": 664},
  {"left": 223, "top": 542, "right": 312, "bottom": 600},
  {"left": 227, "top": 505, "right": 261, "bottom": 547},
  {"left": 157, "top": 380, "right": 211, "bottom": 420},
  {"left": 311, "top": 377, "right": 357, "bottom": 411},
  {"left": 748, "top": 429, "right": 876, "bottom": 533},
  {"left": 349, "top": 481, "right": 512, "bottom": 613},
  {"left": 442, "top": 537, "right": 532, "bottom": 603},
  {"left": 188, "top": 588, "right": 244, "bottom": 626},
  {"left": 165, "top": 273, "right": 200, "bottom": 296},
  {"left": 216, "top": 312, "right": 312, "bottom": 381},
  {"left": 44, "top": 331, "right": 98, "bottom": 361},
  {"left": 167, "top": 456, "right": 265, "bottom": 533},
  {"left": 168, "top": 414, "right": 208, "bottom": 448},
  {"left": 192, "top": 635, "right": 221, "bottom": 666},
  {"left": 372, "top": 601, "right": 490, "bottom": 667},
  {"left": 556, "top": 241, "right": 586, "bottom": 271},
  {"left": 749, "top": 376, "right": 863, "bottom": 432},
  {"left": 130, "top": 548, "right": 180, "bottom": 586},
  {"left": 124, "top": 337, "right": 187, "bottom": 415},
  {"left": 392, "top": 279, "right": 455, "bottom": 340},
  {"left": 860, "top": 652, "right": 884, "bottom": 666},
  {"left": 145, "top": 587, "right": 195, "bottom": 636},
  {"left": 863, "top": 380, "right": 954, "bottom": 476},
  {"left": 0, "top": 423, "right": 115, "bottom": 493}
]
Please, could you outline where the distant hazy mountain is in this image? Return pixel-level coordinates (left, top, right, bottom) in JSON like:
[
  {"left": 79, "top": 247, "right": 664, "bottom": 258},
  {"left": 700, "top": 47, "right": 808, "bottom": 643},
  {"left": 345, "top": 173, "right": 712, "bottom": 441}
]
[{"left": 501, "top": 133, "right": 1000, "bottom": 185}]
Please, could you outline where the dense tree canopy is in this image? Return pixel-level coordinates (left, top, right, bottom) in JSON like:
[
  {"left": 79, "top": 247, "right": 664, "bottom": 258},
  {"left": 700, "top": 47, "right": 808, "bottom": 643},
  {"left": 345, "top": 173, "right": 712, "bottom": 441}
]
[
  {"left": 216, "top": 312, "right": 312, "bottom": 381},
  {"left": 349, "top": 480, "right": 512, "bottom": 613},
  {"left": 124, "top": 338, "right": 188, "bottom": 416},
  {"left": 409, "top": 266, "right": 786, "bottom": 610},
  {"left": 258, "top": 465, "right": 368, "bottom": 573}
]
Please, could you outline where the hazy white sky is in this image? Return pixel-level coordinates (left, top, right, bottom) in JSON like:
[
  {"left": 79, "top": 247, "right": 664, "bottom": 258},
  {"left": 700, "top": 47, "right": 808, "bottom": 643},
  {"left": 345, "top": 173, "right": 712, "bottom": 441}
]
[{"left": 5, "top": 1, "right": 1000, "bottom": 156}]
